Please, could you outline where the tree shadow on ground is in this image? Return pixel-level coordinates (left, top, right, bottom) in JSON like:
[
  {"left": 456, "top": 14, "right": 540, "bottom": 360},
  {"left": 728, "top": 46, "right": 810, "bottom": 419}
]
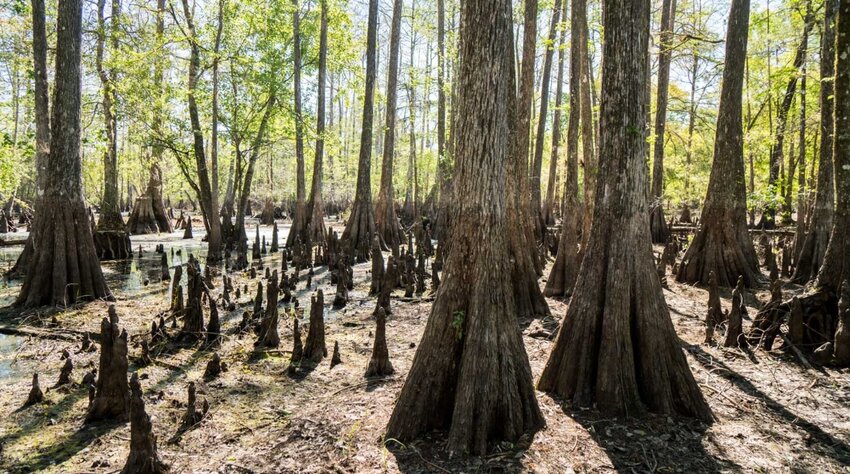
[
  {"left": 567, "top": 406, "right": 737, "bottom": 473},
  {"left": 687, "top": 344, "right": 850, "bottom": 467},
  {"left": 387, "top": 433, "right": 531, "bottom": 473},
  {"left": 2, "top": 388, "right": 122, "bottom": 474}
]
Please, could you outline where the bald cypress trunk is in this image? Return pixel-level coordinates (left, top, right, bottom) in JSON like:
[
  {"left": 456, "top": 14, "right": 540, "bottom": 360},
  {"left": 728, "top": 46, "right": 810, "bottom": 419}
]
[
  {"left": 287, "top": 0, "right": 308, "bottom": 247},
  {"left": 93, "top": 0, "right": 131, "bottom": 260},
  {"left": 538, "top": 0, "right": 712, "bottom": 421},
  {"left": 544, "top": 0, "right": 583, "bottom": 297},
  {"left": 305, "top": 0, "right": 328, "bottom": 245},
  {"left": 341, "top": 0, "right": 379, "bottom": 261},
  {"left": 794, "top": 0, "right": 836, "bottom": 283},
  {"left": 386, "top": 0, "right": 545, "bottom": 452},
  {"left": 542, "top": 0, "right": 568, "bottom": 227},
  {"left": 179, "top": 0, "right": 222, "bottom": 262},
  {"left": 508, "top": 0, "right": 549, "bottom": 317},
  {"left": 649, "top": 0, "right": 676, "bottom": 243},
  {"left": 374, "top": 0, "right": 404, "bottom": 248},
  {"left": 10, "top": 0, "right": 51, "bottom": 277},
  {"left": 676, "top": 0, "right": 760, "bottom": 288},
  {"left": 16, "top": 0, "right": 112, "bottom": 307},
  {"left": 532, "top": 0, "right": 562, "bottom": 226}
]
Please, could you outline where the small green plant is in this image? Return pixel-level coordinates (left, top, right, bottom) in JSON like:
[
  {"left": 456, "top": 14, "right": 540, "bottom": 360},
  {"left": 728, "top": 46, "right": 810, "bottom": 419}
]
[{"left": 451, "top": 310, "right": 465, "bottom": 340}]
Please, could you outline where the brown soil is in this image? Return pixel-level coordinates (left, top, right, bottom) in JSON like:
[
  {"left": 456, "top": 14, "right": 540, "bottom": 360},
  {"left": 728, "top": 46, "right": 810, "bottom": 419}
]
[{"left": 0, "top": 241, "right": 848, "bottom": 473}]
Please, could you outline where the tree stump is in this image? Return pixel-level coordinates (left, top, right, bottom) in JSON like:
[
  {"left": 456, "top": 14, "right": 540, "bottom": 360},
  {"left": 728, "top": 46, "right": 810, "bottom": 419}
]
[
  {"left": 834, "top": 281, "right": 850, "bottom": 366},
  {"left": 303, "top": 289, "right": 327, "bottom": 362},
  {"left": 707, "top": 271, "right": 725, "bottom": 328},
  {"left": 122, "top": 373, "right": 169, "bottom": 474},
  {"left": 182, "top": 382, "right": 208, "bottom": 427},
  {"left": 182, "top": 216, "right": 193, "bottom": 239},
  {"left": 747, "top": 280, "right": 785, "bottom": 349},
  {"left": 270, "top": 223, "right": 279, "bottom": 253},
  {"left": 55, "top": 357, "right": 73, "bottom": 387},
  {"left": 332, "top": 260, "right": 349, "bottom": 308},
  {"left": 179, "top": 255, "right": 205, "bottom": 341},
  {"left": 86, "top": 305, "right": 130, "bottom": 423},
  {"left": 365, "top": 307, "right": 394, "bottom": 377},
  {"left": 203, "top": 353, "right": 226, "bottom": 381},
  {"left": 330, "top": 341, "right": 341, "bottom": 368},
  {"left": 255, "top": 271, "right": 280, "bottom": 348},
  {"left": 287, "top": 318, "right": 303, "bottom": 374},
  {"left": 370, "top": 234, "right": 384, "bottom": 295},
  {"left": 724, "top": 276, "right": 747, "bottom": 347},
  {"left": 206, "top": 299, "right": 221, "bottom": 347},
  {"left": 160, "top": 253, "right": 170, "bottom": 282},
  {"left": 24, "top": 373, "right": 44, "bottom": 407}
]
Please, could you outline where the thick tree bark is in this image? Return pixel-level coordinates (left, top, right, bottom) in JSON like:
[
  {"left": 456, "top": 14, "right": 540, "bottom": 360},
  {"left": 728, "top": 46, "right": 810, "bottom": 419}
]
[
  {"left": 386, "top": 0, "right": 545, "bottom": 453},
  {"left": 815, "top": 0, "right": 850, "bottom": 292},
  {"left": 341, "top": 0, "right": 379, "bottom": 262},
  {"left": 375, "top": 0, "right": 405, "bottom": 248},
  {"left": 538, "top": 0, "right": 712, "bottom": 422},
  {"left": 305, "top": 0, "right": 329, "bottom": 245},
  {"left": 532, "top": 0, "right": 562, "bottom": 225},
  {"left": 542, "top": 0, "right": 568, "bottom": 227},
  {"left": 649, "top": 0, "right": 676, "bottom": 243},
  {"left": 794, "top": 0, "right": 837, "bottom": 283},
  {"left": 676, "top": 0, "right": 760, "bottom": 288},
  {"left": 16, "top": 0, "right": 112, "bottom": 306},
  {"left": 287, "top": 0, "right": 308, "bottom": 248}
]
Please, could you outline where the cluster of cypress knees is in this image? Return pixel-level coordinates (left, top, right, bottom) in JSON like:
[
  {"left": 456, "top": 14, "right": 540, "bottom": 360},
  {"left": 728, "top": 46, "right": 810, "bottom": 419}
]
[
  {"left": 656, "top": 233, "right": 850, "bottom": 366},
  {"left": 20, "top": 220, "right": 439, "bottom": 473}
]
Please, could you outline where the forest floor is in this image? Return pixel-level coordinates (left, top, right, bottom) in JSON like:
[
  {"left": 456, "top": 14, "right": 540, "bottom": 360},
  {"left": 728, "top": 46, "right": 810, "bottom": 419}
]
[{"left": 0, "top": 222, "right": 848, "bottom": 473}]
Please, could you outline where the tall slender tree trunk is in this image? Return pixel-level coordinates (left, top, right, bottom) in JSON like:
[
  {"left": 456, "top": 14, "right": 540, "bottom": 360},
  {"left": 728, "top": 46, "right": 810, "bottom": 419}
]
[
  {"left": 287, "top": 0, "right": 308, "bottom": 247},
  {"left": 579, "top": 7, "right": 596, "bottom": 251},
  {"left": 531, "top": 0, "right": 562, "bottom": 226},
  {"left": 11, "top": 0, "right": 51, "bottom": 277},
  {"left": 676, "top": 0, "right": 760, "bottom": 288},
  {"left": 92, "top": 0, "right": 131, "bottom": 260},
  {"left": 341, "top": 0, "right": 379, "bottom": 261},
  {"left": 545, "top": 0, "right": 585, "bottom": 297},
  {"left": 386, "top": 0, "right": 545, "bottom": 451},
  {"left": 17, "top": 0, "right": 112, "bottom": 307},
  {"left": 517, "top": 0, "right": 542, "bottom": 245},
  {"left": 306, "top": 0, "right": 328, "bottom": 245},
  {"left": 179, "top": 0, "right": 222, "bottom": 262},
  {"left": 543, "top": 0, "right": 568, "bottom": 226},
  {"left": 375, "top": 0, "right": 404, "bottom": 247},
  {"left": 649, "top": 0, "right": 676, "bottom": 243},
  {"left": 538, "top": 0, "right": 712, "bottom": 422},
  {"left": 794, "top": 0, "right": 836, "bottom": 283},
  {"left": 761, "top": 8, "right": 814, "bottom": 228},
  {"left": 126, "top": 0, "right": 172, "bottom": 236},
  {"left": 431, "top": 0, "right": 448, "bottom": 239}
]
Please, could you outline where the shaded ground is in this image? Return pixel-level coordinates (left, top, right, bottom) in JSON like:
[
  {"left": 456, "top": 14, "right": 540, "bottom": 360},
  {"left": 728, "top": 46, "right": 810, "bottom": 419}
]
[{"left": 0, "top": 228, "right": 848, "bottom": 473}]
